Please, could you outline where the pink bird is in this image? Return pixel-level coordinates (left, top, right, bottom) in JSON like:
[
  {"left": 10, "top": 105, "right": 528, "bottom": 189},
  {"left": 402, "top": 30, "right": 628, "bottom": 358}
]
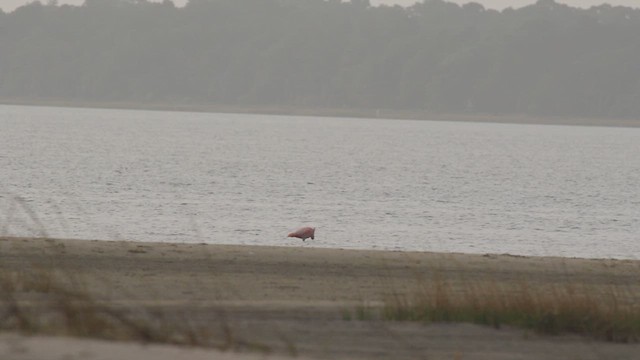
[{"left": 288, "top": 226, "right": 316, "bottom": 241}]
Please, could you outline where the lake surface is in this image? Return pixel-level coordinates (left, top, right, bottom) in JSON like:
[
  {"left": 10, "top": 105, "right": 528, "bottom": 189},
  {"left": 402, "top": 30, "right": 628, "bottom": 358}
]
[{"left": 1, "top": 105, "right": 639, "bottom": 259}]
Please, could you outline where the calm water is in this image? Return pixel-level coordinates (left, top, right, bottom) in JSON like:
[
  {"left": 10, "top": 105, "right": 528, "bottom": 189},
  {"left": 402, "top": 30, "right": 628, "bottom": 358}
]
[{"left": 1, "top": 105, "right": 639, "bottom": 259}]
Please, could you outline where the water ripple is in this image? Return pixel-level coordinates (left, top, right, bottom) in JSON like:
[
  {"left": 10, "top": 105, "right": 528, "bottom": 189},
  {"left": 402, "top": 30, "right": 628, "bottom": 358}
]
[{"left": 1, "top": 105, "right": 640, "bottom": 259}]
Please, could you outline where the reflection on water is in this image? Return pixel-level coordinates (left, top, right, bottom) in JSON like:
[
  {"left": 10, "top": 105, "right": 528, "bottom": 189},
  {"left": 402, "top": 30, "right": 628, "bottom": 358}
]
[{"left": 1, "top": 105, "right": 639, "bottom": 259}]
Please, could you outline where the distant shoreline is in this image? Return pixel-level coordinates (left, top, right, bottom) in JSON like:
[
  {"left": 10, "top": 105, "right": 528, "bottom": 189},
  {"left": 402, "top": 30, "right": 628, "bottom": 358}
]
[{"left": 2, "top": 98, "right": 640, "bottom": 128}]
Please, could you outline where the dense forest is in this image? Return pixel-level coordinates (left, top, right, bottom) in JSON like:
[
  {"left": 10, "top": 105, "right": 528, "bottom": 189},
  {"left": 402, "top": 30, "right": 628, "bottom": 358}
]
[{"left": 1, "top": 0, "right": 640, "bottom": 119}]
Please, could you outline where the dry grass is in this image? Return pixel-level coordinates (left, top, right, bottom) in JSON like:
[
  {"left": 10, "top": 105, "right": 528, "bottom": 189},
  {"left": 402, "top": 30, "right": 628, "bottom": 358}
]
[
  {"left": 0, "top": 197, "right": 272, "bottom": 352},
  {"left": 0, "top": 266, "right": 218, "bottom": 347},
  {"left": 383, "top": 273, "right": 640, "bottom": 343},
  {"left": 0, "top": 246, "right": 267, "bottom": 353}
]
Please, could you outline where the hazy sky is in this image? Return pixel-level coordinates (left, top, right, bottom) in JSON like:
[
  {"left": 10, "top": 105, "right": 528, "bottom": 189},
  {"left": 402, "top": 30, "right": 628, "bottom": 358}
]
[{"left": 1, "top": 0, "right": 639, "bottom": 12}]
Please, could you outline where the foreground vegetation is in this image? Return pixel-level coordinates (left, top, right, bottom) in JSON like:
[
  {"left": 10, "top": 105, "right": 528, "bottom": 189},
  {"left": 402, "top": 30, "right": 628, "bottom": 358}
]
[
  {"left": 382, "top": 274, "right": 640, "bottom": 343},
  {"left": 1, "top": 0, "right": 640, "bottom": 119},
  {"left": 0, "top": 254, "right": 261, "bottom": 352},
  {"left": 3, "top": 257, "right": 639, "bottom": 346},
  {"left": 1, "top": 235, "right": 639, "bottom": 350}
]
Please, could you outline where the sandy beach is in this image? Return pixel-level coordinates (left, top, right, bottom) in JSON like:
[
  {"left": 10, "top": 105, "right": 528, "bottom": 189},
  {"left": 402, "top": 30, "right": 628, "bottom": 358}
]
[
  {"left": 1, "top": 237, "right": 639, "bottom": 359},
  {"left": 4, "top": 100, "right": 640, "bottom": 128}
]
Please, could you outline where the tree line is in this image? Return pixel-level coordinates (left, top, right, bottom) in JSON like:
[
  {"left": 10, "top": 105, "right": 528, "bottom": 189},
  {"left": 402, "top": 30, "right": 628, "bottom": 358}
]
[{"left": 1, "top": 0, "right": 639, "bottom": 119}]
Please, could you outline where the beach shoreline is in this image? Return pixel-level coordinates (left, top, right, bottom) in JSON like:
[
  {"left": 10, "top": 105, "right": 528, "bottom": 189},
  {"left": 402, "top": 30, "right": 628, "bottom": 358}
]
[
  {"left": 1, "top": 237, "right": 640, "bottom": 359},
  {"left": 2, "top": 98, "right": 640, "bottom": 128}
]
